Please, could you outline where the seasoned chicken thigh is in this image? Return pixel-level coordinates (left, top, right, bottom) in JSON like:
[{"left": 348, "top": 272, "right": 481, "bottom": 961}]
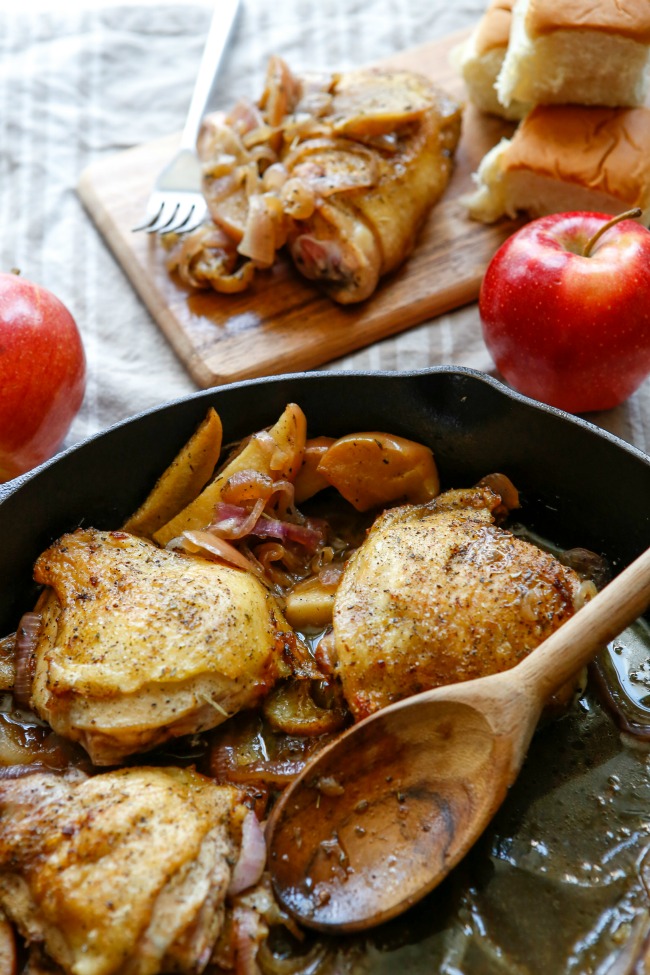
[
  {"left": 0, "top": 767, "right": 246, "bottom": 975},
  {"left": 30, "top": 528, "right": 299, "bottom": 765},
  {"left": 333, "top": 486, "right": 593, "bottom": 720}
]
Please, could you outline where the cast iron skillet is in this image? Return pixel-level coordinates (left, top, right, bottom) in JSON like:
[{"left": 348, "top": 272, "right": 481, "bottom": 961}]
[
  {"left": 1, "top": 365, "right": 649, "bottom": 636},
  {"left": 2, "top": 366, "right": 650, "bottom": 972}
]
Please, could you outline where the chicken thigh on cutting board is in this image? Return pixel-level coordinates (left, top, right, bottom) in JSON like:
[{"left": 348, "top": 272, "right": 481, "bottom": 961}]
[
  {"left": 332, "top": 485, "right": 594, "bottom": 720},
  {"left": 172, "top": 59, "right": 461, "bottom": 303},
  {"left": 0, "top": 767, "right": 246, "bottom": 975},
  {"left": 29, "top": 528, "right": 300, "bottom": 765}
]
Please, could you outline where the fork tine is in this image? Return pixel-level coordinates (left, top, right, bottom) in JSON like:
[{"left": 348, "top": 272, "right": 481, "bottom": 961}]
[
  {"left": 131, "top": 202, "right": 164, "bottom": 232},
  {"left": 146, "top": 203, "right": 181, "bottom": 234},
  {"left": 161, "top": 202, "right": 205, "bottom": 235},
  {"left": 172, "top": 209, "right": 206, "bottom": 235},
  {"left": 161, "top": 202, "right": 198, "bottom": 234}
]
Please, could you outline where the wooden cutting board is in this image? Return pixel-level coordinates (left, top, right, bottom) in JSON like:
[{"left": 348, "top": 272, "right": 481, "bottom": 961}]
[{"left": 77, "top": 27, "right": 518, "bottom": 388}]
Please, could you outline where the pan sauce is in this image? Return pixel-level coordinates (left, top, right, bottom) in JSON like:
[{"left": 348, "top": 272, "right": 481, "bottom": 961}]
[{"left": 246, "top": 630, "right": 650, "bottom": 975}]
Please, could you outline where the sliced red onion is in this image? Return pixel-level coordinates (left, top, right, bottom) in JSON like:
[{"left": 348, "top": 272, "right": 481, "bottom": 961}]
[
  {"left": 232, "top": 903, "right": 266, "bottom": 975},
  {"left": 229, "top": 810, "right": 267, "bottom": 896},
  {"left": 252, "top": 516, "right": 323, "bottom": 551},
  {"left": 13, "top": 612, "right": 41, "bottom": 707},
  {"left": 177, "top": 531, "right": 266, "bottom": 581},
  {"left": 318, "top": 564, "right": 344, "bottom": 589},
  {"left": 210, "top": 500, "right": 266, "bottom": 540},
  {"left": 266, "top": 479, "right": 295, "bottom": 513},
  {"left": 210, "top": 503, "right": 324, "bottom": 552}
]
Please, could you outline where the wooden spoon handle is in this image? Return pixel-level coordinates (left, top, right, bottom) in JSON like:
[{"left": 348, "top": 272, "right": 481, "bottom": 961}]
[{"left": 515, "top": 545, "right": 650, "bottom": 703}]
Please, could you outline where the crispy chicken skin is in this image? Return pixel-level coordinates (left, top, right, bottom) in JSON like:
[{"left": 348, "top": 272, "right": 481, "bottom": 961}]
[
  {"left": 0, "top": 767, "right": 245, "bottom": 975},
  {"left": 30, "top": 529, "right": 298, "bottom": 765},
  {"left": 333, "top": 486, "right": 593, "bottom": 720}
]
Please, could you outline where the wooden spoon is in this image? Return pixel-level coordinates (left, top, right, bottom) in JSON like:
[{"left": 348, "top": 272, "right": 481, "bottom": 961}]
[{"left": 266, "top": 545, "right": 650, "bottom": 933}]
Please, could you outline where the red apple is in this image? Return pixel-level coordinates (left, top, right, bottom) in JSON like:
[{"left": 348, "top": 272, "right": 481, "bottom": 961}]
[
  {"left": 0, "top": 272, "right": 86, "bottom": 481},
  {"left": 479, "top": 210, "right": 650, "bottom": 413}
]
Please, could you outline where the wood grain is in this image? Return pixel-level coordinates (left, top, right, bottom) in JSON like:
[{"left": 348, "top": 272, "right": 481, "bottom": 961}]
[{"left": 77, "top": 27, "right": 518, "bottom": 388}]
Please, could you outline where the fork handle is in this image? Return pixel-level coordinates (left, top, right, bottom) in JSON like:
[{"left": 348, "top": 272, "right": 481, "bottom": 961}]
[{"left": 180, "top": 0, "right": 240, "bottom": 151}]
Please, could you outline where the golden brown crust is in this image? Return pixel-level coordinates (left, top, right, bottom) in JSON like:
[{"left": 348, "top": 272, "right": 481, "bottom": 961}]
[
  {"left": 525, "top": 0, "right": 650, "bottom": 43},
  {"left": 0, "top": 768, "right": 244, "bottom": 975},
  {"left": 474, "top": 0, "right": 514, "bottom": 56},
  {"left": 333, "top": 487, "right": 586, "bottom": 721},
  {"left": 30, "top": 528, "right": 297, "bottom": 764},
  {"left": 502, "top": 105, "right": 650, "bottom": 208}
]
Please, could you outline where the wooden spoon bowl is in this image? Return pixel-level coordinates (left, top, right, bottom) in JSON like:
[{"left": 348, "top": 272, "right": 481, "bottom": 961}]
[{"left": 266, "top": 546, "right": 650, "bottom": 932}]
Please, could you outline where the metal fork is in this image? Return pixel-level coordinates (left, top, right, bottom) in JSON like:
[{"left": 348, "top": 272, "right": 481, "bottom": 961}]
[{"left": 132, "top": 0, "right": 240, "bottom": 236}]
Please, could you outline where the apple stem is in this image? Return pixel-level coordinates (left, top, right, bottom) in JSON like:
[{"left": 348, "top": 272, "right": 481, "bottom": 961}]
[{"left": 583, "top": 208, "right": 643, "bottom": 258}]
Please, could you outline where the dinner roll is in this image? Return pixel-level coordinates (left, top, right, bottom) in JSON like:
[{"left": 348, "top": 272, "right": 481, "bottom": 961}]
[
  {"left": 497, "top": 0, "right": 650, "bottom": 109},
  {"left": 463, "top": 104, "right": 650, "bottom": 224},
  {"left": 450, "top": 0, "right": 528, "bottom": 120}
]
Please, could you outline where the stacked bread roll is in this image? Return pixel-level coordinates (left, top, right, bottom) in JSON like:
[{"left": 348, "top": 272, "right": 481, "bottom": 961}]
[{"left": 452, "top": 0, "right": 650, "bottom": 223}]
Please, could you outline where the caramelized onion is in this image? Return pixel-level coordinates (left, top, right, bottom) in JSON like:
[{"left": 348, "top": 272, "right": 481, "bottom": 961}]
[
  {"left": 477, "top": 473, "right": 520, "bottom": 513},
  {"left": 252, "top": 543, "right": 300, "bottom": 589},
  {"left": 254, "top": 430, "right": 296, "bottom": 476},
  {"left": 560, "top": 547, "right": 611, "bottom": 589},
  {"left": 164, "top": 225, "right": 255, "bottom": 293},
  {"left": 13, "top": 612, "right": 41, "bottom": 707},
  {"left": 221, "top": 470, "right": 276, "bottom": 505},
  {"left": 209, "top": 502, "right": 323, "bottom": 553},
  {"left": 0, "top": 633, "right": 16, "bottom": 692},
  {"left": 228, "top": 810, "right": 267, "bottom": 896},
  {"left": 233, "top": 904, "right": 268, "bottom": 975},
  {"left": 173, "top": 530, "right": 266, "bottom": 581},
  {"left": 228, "top": 97, "right": 266, "bottom": 137},
  {"left": 257, "top": 939, "right": 333, "bottom": 975},
  {"left": 262, "top": 163, "right": 289, "bottom": 192},
  {"left": 210, "top": 500, "right": 267, "bottom": 540},
  {"left": 282, "top": 136, "right": 378, "bottom": 180},
  {"left": 208, "top": 713, "right": 337, "bottom": 788},
  {"left": 262, "top": 680, "right": 347, "bottom": 736},
  {"left": 279, "top": 177, "right": 317, "bottom": 220},
  {"left": 318, "top": 564, "right": 344, "bottom": 590},
  {"left": 266, "top": 480, "right": 296, "bottom": 517},
  {"left": 255, "top": 516, "right": 323, "bottom": 551},
  {"left": 238, "top": 194, "right": 280, "bottom": 267},
  {"left": 261, "top": 55, "right": 302, "bottom": 128}
]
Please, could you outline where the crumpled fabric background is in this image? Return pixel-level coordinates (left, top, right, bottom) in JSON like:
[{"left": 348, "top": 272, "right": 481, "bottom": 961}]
[{"left": 0, "top": 0, "right": 648, "bottom": 461}]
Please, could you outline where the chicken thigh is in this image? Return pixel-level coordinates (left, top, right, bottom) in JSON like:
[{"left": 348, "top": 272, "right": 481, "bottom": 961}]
[
  {"left": 333, "top": 486, "right": 594, "bottom": 720},
  {"left": 286, "top": 69, "right": 462, "bottom": 302},
  {"left": 0, "top": 766, "right": 246, "bottom": 975},
  {"left": 29, "top": 528, "right": 299, "bottom": 765}
]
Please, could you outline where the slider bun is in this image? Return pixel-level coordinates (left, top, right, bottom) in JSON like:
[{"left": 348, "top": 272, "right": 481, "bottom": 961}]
[
  {"left": 464, "top": 104, "right": 650, "bottom": 224},
  {"left": 497, "top": 0, "right": 650, "bottom": 109},
  {"left": 451, "top": 0, "right": 528, "bottom": 120}
]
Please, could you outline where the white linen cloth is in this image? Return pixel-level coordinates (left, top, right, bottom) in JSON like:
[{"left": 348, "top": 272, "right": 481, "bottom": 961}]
[{"left": 0, "top": 0, "right": 648, "bottom": 459}]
